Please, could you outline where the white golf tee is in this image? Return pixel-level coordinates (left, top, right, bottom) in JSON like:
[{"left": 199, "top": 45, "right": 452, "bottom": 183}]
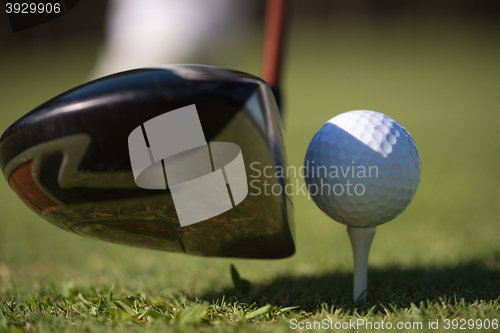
[{"left": 347, "top": 226, "right": 377, "bottom": 302}]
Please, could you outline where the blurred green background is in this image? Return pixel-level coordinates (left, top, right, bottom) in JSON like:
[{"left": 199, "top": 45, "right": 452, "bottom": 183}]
[{"left": 0, "top": 0, "right": 499, "bottom": 311}]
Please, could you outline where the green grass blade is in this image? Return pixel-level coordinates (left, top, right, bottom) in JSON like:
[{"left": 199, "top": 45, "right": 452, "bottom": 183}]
[
  {"left": 245, "top": 305, "right": 274, "bottom": 320},
  {"left": 116, "top": 301, "right": 137, "bottom": 316}
]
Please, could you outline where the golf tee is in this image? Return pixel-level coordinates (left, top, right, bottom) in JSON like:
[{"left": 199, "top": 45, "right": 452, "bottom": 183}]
[{"left": 347, "top": 226, "right": 377, "bottom": 302}]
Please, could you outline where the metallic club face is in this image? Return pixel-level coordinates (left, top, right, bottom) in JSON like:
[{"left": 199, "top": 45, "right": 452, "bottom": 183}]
[{"left": 0, "top": 65, "right": 295, "bottom": 259}]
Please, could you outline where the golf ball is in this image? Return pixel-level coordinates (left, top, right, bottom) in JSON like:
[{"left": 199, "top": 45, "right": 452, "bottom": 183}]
[{"left": 304, "top": 110, "right": 421, "bottom": 227}]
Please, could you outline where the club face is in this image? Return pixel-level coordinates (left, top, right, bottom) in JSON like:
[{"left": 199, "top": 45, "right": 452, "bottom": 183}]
[{"left": 0, "top": 64, "right": 295, "bottom": 259}]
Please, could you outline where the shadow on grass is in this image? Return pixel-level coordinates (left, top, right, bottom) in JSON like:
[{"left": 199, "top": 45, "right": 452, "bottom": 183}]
[{"left": 199, "top": 257, "right": 500, "bottom": 312}]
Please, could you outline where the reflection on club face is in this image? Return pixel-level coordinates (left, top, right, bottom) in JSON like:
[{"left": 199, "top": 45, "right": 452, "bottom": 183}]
[{"left": 0, "top": 65, "right": 295, "bottom": 259}]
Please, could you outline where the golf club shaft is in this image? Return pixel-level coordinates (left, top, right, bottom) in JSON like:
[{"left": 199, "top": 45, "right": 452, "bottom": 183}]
[
  {"left": 347, "top": 226, "right": 377, "bottom": 302},
  {"left": 262, "top": 0, "right": 290, "bottom": 112}
]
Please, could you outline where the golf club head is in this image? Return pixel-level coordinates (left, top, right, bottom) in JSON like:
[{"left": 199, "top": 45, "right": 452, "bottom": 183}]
[{"left": 0, "top": 64, "right": 295, "bottom": 259}]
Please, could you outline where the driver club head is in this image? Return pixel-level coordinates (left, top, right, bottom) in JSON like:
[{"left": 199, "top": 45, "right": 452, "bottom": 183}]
[{"left": 0, "top": 64, "right": 295, "bottom": 259}]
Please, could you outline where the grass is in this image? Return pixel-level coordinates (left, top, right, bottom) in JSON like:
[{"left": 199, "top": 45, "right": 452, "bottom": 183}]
[{"left": 1, "top": 14, "right": 500, "bottom": 332}]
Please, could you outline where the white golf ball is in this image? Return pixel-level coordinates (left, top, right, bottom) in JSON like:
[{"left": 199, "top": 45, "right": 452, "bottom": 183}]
[{"left": 304, "top": 110, "right": 421, "bottom": 227}]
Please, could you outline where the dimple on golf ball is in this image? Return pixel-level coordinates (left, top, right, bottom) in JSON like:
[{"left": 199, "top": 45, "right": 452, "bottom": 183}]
[{"left": 304, "top": 110, "right": 421, "bottom": 227}]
